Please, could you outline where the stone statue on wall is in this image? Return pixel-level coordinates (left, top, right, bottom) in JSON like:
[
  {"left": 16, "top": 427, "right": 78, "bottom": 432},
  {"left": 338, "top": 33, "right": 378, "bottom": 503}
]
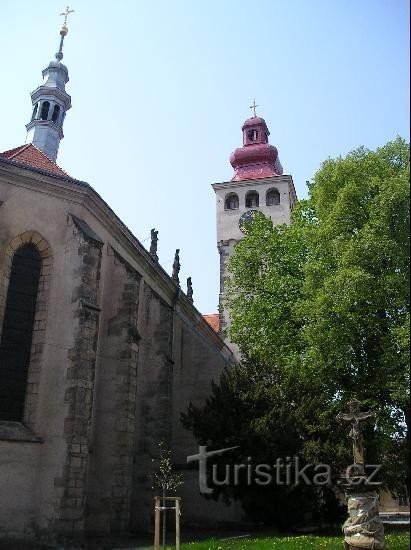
[
  {"left": 172, "top": 249, "right": 180, "bottom": 286},
  {"left": 150, "top": 229, "right": 159, "bottom": 261},
  {"left": 186, "top": 277, "right": 193, "bottom": 303}
]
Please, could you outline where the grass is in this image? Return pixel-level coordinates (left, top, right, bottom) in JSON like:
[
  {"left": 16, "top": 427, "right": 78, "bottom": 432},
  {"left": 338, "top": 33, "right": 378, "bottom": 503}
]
[{"left": 171, "top": 532, "right": 410, "bottom": 549}]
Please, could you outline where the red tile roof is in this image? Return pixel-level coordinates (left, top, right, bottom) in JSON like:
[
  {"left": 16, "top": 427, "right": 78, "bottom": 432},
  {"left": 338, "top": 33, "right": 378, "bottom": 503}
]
[
  {"left": 203, "top": 313, "right": 220, "bottom": 333},
  {"left": 0, "top": 144, "right": 69, "bottom": 177}
]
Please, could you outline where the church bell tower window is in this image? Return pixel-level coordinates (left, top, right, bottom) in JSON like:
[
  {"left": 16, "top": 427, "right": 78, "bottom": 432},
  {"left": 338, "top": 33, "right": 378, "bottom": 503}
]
[
  {"left": 40, "top": 101, "right": 50, "bottom": 121},
  {"left": 245, "top": 191, "right": 259, "bottom": 208},
  {"left": 0, "top": 244, "right": 42, "bottom": 421},
  {"left": 31, "top": 103, "right": 39, "bottom": 121},
  {"left": 51, "top": 104, "right": 61, "bottom": 123},
  {"left": 266, "top": 188, "right": 280, "bottom": 206},
  {"left": 247, "top": 129, "right": 258, "bottom": 141},
  {"left": 225, "top": 193, "right": 239, "bottom": 210}
]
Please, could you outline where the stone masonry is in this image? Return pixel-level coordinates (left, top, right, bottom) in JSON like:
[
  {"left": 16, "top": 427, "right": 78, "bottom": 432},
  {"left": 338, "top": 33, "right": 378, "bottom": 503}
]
[
  {"left": 56, "top": 215, "right": 103, "bottom": 538},
  {"left": 0, "top": 157, "right": 236, "bottom": 543}
]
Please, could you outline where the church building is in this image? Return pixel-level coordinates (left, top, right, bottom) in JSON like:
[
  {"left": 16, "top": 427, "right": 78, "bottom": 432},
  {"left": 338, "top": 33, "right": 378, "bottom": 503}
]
[
  {"left": 0, "top": 10, "right": 310, "bottom": 544},
  {"left": 0, "top": 18, "right": 237, "bottom": 541}
]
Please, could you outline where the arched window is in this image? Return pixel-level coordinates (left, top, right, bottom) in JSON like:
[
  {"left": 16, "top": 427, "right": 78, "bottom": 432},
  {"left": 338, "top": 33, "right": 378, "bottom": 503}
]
[
  {"left": 247, "top": 129, "right": 258, "bottom": 141},
  {"left": 225, "top": 193, "right": 239, "bottom": 210},
  {"left": 245, "top": 191, "right": 259, "bottom": 208},
  {"left": 31, "top": 103, "right": 39, "bottom": 121},
  {"left": 266, "top": 188, "right": 280, "bottom": 206},
  {"left": 51, "top": 104, "right": 61, "bottom": 123},
  {"left": 0, "top": 244, "right": 42, "bottom": 421},
  {"left": 40, "top": 101, "right": 50, "bottom": 121}
]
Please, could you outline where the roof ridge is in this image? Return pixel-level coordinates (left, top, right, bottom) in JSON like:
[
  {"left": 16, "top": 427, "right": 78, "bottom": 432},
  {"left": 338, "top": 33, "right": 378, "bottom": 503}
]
[{"left": 0, "top": 144, "right": 30, "bottom": 159}]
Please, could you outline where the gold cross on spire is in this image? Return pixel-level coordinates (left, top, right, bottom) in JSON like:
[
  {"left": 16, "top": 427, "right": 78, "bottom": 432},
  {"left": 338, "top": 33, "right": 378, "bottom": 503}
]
[
  {"left": 60, "top": 6, "right": 74, "bottom": 26},
  {"left": 250, "top": 99, "right": 259, "bottom": 118}
]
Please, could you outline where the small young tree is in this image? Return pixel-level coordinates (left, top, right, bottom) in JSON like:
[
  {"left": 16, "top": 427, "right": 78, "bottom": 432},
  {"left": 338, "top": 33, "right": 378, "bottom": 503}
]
[{"left": 151, "top": 442, "right": 183, "bottom": 549}]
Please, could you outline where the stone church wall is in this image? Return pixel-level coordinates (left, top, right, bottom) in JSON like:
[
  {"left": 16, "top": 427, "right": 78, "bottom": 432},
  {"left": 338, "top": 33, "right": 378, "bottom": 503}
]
[{"left": 0, "top": 162, "right": 236, "bottom": 542}]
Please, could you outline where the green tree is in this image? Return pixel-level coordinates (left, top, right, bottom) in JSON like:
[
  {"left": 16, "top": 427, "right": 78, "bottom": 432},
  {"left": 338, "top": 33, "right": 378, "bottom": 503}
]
[
  {"left": 182, "top": 138, "right": 409, "bottom": 526},
  {"left": 151, "top": 442, "right": 183, "bottom": 549}
]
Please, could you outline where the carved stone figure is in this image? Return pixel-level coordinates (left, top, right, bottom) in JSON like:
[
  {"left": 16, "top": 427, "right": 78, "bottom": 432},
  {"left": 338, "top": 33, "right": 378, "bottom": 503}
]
[
  {"left": 150, "top": 228, "right": 158, "bottom": 261},
  {"left": 186, "top": 277, "right": 193, "bottom": 303},
  {"left": 172, "top": 249, "right": 180, "bottom": 285},
  {"left": 337, "top": 398, "right": 375, "bottom": 469}
]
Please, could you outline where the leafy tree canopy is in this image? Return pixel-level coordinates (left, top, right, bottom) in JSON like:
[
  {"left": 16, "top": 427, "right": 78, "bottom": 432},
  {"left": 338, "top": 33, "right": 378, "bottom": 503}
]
[{"left": 182, "top": 138, "right": 409, "bottom": 527}]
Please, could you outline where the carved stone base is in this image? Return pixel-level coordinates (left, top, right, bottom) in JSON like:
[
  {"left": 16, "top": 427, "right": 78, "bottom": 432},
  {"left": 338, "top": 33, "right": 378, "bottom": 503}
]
[{"left": 343, "top": 488, "right": 386, "bottom": 550}]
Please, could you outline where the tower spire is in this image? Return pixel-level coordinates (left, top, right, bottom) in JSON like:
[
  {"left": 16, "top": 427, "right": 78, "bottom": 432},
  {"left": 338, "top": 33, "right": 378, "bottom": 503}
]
[
  {"left": 25, "top": 7, "right": 74, "bottom": 162},
  {"left": 56, "top": 6, "right": 74, "bottom": 61}
]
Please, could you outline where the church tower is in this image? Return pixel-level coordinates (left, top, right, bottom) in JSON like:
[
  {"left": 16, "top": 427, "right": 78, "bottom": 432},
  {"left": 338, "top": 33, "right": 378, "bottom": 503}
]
[
  {"left": 25, "top": 8, "right": 73, "bottom": 162},
  {"left": 212, "top": 107, "right": 297, "bottom": 355}
]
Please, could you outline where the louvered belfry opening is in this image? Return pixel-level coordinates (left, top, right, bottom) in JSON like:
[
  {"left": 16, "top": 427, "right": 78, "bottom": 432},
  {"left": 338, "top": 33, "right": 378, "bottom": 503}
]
[{"left": 0, "top": 244, "right": 42, "bottom": 421}]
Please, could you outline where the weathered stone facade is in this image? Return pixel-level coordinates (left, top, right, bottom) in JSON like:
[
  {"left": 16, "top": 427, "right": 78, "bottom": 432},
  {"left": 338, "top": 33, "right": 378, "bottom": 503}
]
[{"left": 0, "top": 157, "right": 236, "bottom": 543}]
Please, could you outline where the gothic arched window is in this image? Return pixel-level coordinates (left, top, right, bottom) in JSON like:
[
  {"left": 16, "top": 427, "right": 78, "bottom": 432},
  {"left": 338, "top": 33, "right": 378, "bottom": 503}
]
[
  {"left": 51, "top": 105, "right": 61, "bottom": 123},
  {"left": 225, "top": 193, "right": 239, "bottom": 210},
  {"left": 266, "top": 188, "right": 280, "bottom": 206},
  {"left": 245, "top": 191, "right": 259, "bottom": 208},
  {"left": 40, "top": 101, "right": 50, "bottom": 121},
  {"left": 0, "top": 244, "right": 42, "bottom": 421}
]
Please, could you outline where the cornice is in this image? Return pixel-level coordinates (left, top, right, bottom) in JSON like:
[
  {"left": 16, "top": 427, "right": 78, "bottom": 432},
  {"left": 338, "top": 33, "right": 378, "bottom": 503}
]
[
  {"left": 26, "top": 119, "right": 64, "bottom": 139},
  {"left": 176, "top": 292, "right": 234, "bottom": 359},
  {"left": 212, "top": 174, "right": 295, "bottom": 191},
  {"left": 0, "top": 156, "right": 82, "bottom": 186},
  {"left": 30, "top": 86, "right": 72, "bottom": 109}
]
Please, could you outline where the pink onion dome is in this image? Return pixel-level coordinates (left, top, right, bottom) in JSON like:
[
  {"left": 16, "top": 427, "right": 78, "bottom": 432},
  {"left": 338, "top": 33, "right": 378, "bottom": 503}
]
[
  {"left": 230, "top": 115, "right": 283, "bottom": 181},
  {"left": 241, "top": 116, "right": 267, "bottom": 129}
]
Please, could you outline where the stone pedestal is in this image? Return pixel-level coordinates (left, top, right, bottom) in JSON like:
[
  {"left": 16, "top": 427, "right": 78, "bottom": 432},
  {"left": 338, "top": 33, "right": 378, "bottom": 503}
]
[{"left": 343, "top": 485, "right": 386, "bottom": 549}]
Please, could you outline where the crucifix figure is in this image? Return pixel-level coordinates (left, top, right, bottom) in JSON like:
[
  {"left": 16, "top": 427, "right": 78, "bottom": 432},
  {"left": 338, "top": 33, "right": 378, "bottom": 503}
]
[
  {"left": 250, "top": 99, "right": 259, "bottom": 118},
  {"left": 60, "top": 6, "right": 75, "bottom": 26},
  {"left": 337, "top": 398, "right": 375, "bottom": 467},
  {"left": 150, "top": 228, "right": 159, "bottom": 261}
]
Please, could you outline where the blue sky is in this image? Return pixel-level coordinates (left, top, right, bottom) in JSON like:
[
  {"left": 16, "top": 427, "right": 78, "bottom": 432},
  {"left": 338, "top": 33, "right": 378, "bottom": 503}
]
[{"left": 1, "top": 0, "right": 409, "bottom": 314}]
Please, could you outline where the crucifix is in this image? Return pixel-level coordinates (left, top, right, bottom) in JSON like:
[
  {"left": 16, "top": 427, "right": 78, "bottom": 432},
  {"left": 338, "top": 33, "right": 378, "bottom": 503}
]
[
  {"left": 250, "top": 99, "right": 259, "bottom": 118},
  {"left": 60, "top": 6, "right": 75, "bottom": 26},
  {"left": 337, "top": 398, "right": 375, "bottom": 466}
]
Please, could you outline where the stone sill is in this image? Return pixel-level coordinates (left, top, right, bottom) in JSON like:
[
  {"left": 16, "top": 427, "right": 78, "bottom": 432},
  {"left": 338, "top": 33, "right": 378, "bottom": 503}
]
[{"left": 0, "top": 421, "right": 43, "bottom": 443}]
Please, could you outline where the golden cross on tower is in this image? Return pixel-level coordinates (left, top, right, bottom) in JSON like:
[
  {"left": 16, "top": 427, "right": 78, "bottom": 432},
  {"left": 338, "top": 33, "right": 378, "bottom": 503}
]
[
  {"left": 60, "top": 6, "right": 75, "bottom": 26},
  {"left": 250, "top": 99, "right": 259, "bottom": 118}
]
